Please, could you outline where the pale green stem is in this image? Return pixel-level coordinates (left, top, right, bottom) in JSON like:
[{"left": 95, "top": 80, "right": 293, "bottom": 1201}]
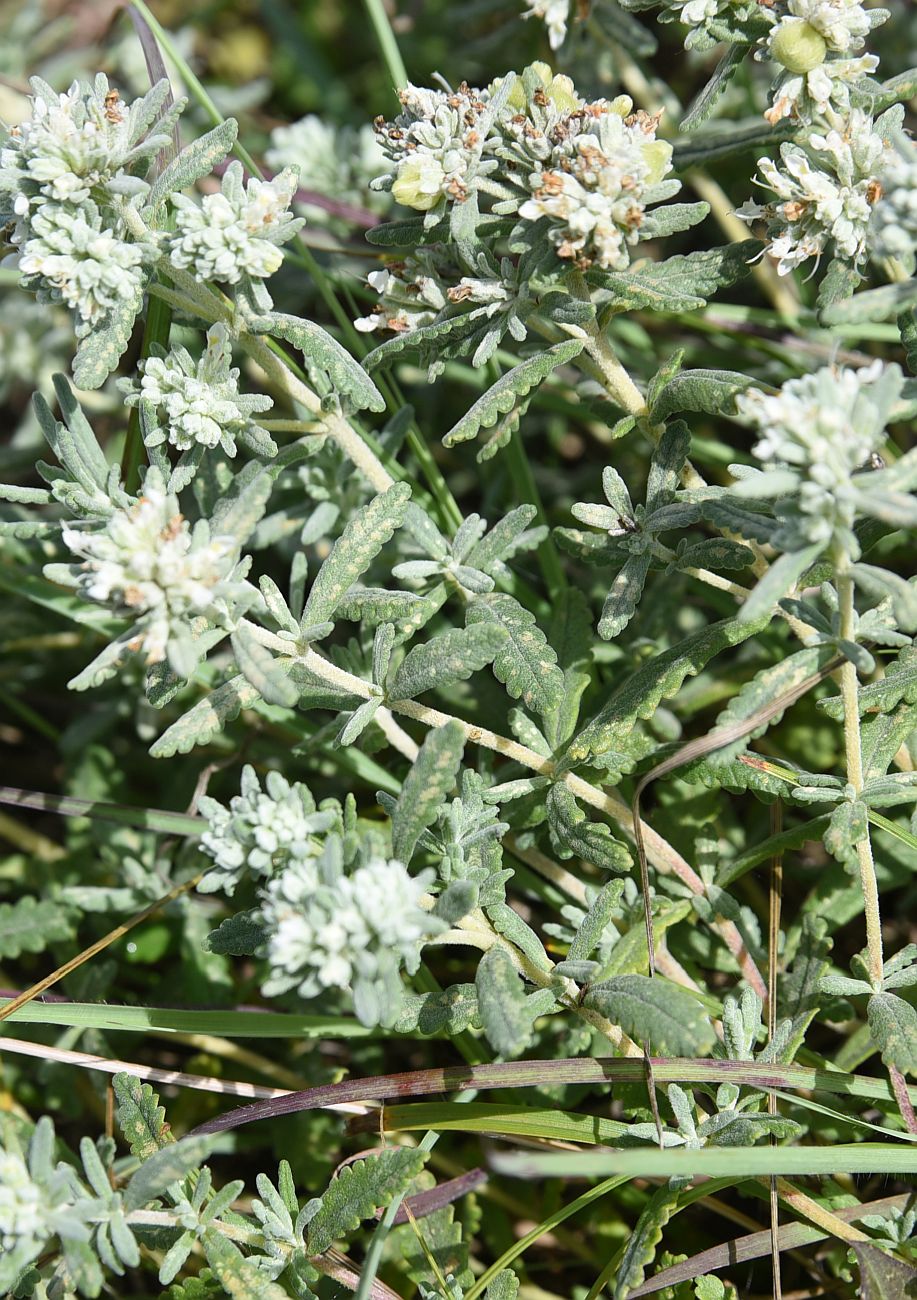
[
  {"left": 837, "top": 567, "right": 884, "bottom": 988},
  {"left": 362, "top": 0, "right": 409, "bottom": 94}
]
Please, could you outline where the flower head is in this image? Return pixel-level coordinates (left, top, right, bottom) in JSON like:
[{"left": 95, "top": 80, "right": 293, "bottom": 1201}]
[
  {"left": 259, "top": 848, "right": 443, "bottom": 1024},
  {"left": 0, "top": 75, "right": 171, "bottom": 219},
  {"left": 735, "top": 360, "right": 901, "bottom": 547},
  {"left": 870, "top": 134, "right": 917, "bottom": 264},
  {"left": 123, "top": 323, "right": 275, "bottom": 459},
  {"left": 198, "top": 765, "right": 338, "bottom": 894},
  {"left": 57, "top": 467, "right": 249, "bottom": 673},
  {"left": 168, "top": 161, "right": 302, "bottom": 285},
  {"left": 517, "top": 105, "right": 674, "bottom": 270},
  {"left": 16, "top": 201, "right": 156, "bottom": 326},
  {"left": 780, "top": 0, "right": 887, "bottom": 55},
  {"left": 738, "top": 113, "right": 887, "bottom": 272}
]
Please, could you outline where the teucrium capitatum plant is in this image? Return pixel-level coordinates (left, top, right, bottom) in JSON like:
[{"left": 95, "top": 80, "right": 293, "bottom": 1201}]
[{"left": 0, "top": 2, "right": 915, "bottom": 1297}]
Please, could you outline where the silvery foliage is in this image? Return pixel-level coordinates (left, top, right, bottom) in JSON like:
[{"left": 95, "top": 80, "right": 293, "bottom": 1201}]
[
  {"left": 0, "top": 1117, "right": 140, "bottom": 1295},
  {"left": 120, "top": 321, "right": 276, "bottom": 488},
  {"left": 1, "top": 0, "right": 915, "bottom": 1288}
]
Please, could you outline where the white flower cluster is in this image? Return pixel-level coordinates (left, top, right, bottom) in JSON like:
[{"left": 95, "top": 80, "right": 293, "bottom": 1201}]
[
  {"left": 168, "top": 160, "right": 302, "bottom": 287},
  {"left": 260, "top": 850, "right": 441, "bottom": 1022},
  {"left": 18, "top": 200, "right": 156, "bottom": 325},
  {"left": 371, "top": 66, "right": 679, "bottom": 275},
  {"left": 735, "top": 360, "right": 899, "bottom": 546},
  {"left": 373, "top": 80, "right": 500, "bottom": 215},
  {"left": 354, "top": 257, "right": 449, "bottom": 335},
  {"left": 197, "top": 768, "right": 445, "bottom": 1025},
  {"left": 734, "top": 0, "right": 903, "bottom": 276},
  {"left": 870, "top": 136, "right": 917, "bottom": 265},
  {"left": 198, "top": 765, "right": 338, "bottom": 895},
  {"left": 0, "top": 76, "right": 167, "bottom": 212},
  {"left": 516, "top": 103, "right": 674, "bottom": 271},
  {"left": 0, "top": 76, "right": 168, "bottom": 333},
  {"left": 57, "top": 467, "right": 248, "bottom": 673},
  {"left": 738, "top": 111, "right": 887, "bottom": 273},
  {"left": 658, "top": 0, "right": 763, "bottom": 50},
  {"left": 521, "top": 0, "right": 571, "bottom": 50},
  {"left": 265, "top": 114, "right": 389, "bottom": 228},
  {"left": 123, "top": 323, "right": 275, "bottom": 459}
]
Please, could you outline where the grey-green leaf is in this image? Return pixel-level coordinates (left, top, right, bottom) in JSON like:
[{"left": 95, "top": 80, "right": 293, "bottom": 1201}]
[
  {"left": 391, "top": 720, "right": 466, "bottom": 862},
  {"left": 231, "top": 627, "right": 298, "bottom": 709},
  {"left": 443, "top": 341, "right": 583, "bottom": 448},
  {"left": 568, "top": 614, "right": 765, "bottom": 761},
  {"left": 583, "top": 975, "right": 716, "bottom": 1055},
  {"left": 150, "top": 675, "right": 262, "bottom": 758},
  {"left": 113, "top": 1073, "right": 174, "bottom": 1160},
  {"left": 465, "top": 593, "right": 564, "bottom": 719},
  {"left": 867, "top": 992, "right": 917, "bottom": 1074},
  {"left": 475, "top": 945, "right": 538, "bottom": 1058},
  {"left": 388, "top": 624, "right": 507, "bottom": 701},
  {"left": 248, "top": 312, "right": 386, "bottom": 412},
  {"left": 302, "top": 481, "right": 411, "bottom": 628},
  {"left": 305, "top": 1148, "right": 429, "bottom": 1254}
]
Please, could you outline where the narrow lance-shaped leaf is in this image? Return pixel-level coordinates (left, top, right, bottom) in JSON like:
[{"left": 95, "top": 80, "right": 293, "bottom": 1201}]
[
  {"left": 391, "top": 720, "right": 466, "bottom": 863},
  {"left": 443, "top": 340, "right": 584, "bottom": 448},
  {"left": 305, "top": 1148, "right": 429, "bottom": 1253},
  {"left": 150, "top": 675, "right": 263, "bottom": 759},
  {"left": 302, "top": 480, "right": 411, "bottom": 628},
  {"left": 231, "top": 625, "right": 299, "bottom": 709},
  {"left": 466, "top": 593, "right": 564, "bottom": 720},
  {"left": 568, "top": 614, "right": 766, "bottom": 761},
  {"left": 388, "top": 623, "right": 507, "bottom": 702},
  {"left": 248, "top": 311, "right": 386, "bottom": 412}
]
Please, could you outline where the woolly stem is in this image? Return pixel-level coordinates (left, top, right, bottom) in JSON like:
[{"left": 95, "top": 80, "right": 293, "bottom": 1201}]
[{"left": 836, "top": 565, "right": 884, "bottom": 988}]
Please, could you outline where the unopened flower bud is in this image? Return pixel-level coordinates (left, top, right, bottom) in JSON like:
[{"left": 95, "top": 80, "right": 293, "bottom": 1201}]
[{"left": 770, "top": 19, "right": 828, "bottom": 74}]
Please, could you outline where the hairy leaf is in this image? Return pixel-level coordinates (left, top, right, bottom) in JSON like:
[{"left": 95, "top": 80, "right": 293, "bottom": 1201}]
[
  {"left": 596, "top": 242, "right": 759, "bottom": 313},
  {"left": 113, "top": 1074, "right": 174, "bottom": 1160},
  {"left": 583, "top": 975, "right": 716, "bottom": 1055},
  {"left": 305, "top": 1148, "right": 429, "bottom": 1253},
  {"left": 568, "top": 615, "right": 765, "bottom": 761},
  {"left": 391, "top": 720, "right": 466, "bottom": 862},
  {"left": 0, "top": 895, "right": 74, "bottom": 959},
  {"left": 443, "top": 341, "right": 584, "bottom": 448},
  {"left": 248, "top": 312, "right": 386, "bottom": 412},
  {"left": 388, "top": 623, "right": 507, "bottom": 701},
  {"left": 466, "top": 593, "right": 564, "bottom": 719},
  {"left": 302, "top": 481, "right": 411, "bottom": 627},
  {"left": 867, "top": 992, "right": 917, "bottom": 1075},
  {"left": 150, "top": 675, "right": 262, "bottom": 758},
  {"left": 476, "top": 946, "right": 541, "bottom": 1058}
]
